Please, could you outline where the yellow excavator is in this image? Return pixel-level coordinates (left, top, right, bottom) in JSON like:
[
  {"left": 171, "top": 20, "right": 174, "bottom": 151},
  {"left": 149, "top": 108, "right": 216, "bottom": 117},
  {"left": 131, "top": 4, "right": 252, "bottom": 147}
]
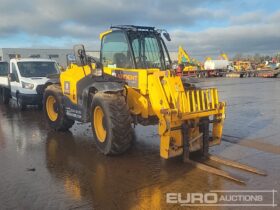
[
  {"left": 43, "top": 25, "right": 265, "bottom": 183},
  {"left": 178, "top": 46, "right": 204, "bottom": 73},
  {"left": 234, "top": 61, "right": 252, "bottom": 71},
  {"left": 219, "top": 53, "right": 229, "bottom": 61}
]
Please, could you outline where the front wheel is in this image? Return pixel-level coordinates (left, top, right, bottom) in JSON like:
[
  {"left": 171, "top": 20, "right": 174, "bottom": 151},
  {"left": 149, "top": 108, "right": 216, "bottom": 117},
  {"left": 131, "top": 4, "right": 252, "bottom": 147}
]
[
  {"left": 17, "top": 96, "right": 26, "bottom": 111},
  {"left": 43, "top": 85, "right": 74, "bottom": 131},
  {"left": 91, "top": 92, "right": 133, "bottom": 155},
  {"left": 1, "top": 88, "right": 10, "bottom": 104}
]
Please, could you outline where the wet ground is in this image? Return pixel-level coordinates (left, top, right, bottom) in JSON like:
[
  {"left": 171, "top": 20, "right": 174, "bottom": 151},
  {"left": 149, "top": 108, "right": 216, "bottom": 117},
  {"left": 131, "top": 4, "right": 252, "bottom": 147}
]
[{"left": 0, "top": 78, "right": 280, "bottom": 210}]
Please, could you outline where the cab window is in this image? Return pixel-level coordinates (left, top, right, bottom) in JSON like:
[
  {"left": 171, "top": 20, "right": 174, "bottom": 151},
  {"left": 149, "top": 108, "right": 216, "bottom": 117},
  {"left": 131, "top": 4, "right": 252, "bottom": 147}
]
[{"left": 101, "top": 32, "right": 133, "bottom": 68}]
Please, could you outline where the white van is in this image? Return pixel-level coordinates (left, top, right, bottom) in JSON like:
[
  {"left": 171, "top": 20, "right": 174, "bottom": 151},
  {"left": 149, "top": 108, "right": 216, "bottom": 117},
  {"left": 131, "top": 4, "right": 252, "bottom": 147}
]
[{"left": 0, "top": 58, "right": 60, "bottom": 110}]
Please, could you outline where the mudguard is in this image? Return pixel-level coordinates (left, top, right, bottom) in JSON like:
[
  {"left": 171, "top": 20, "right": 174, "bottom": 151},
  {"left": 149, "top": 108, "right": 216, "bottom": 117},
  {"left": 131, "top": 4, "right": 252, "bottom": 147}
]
[{"left": 77, "top": 74, "right": 126, "bottom": 122}]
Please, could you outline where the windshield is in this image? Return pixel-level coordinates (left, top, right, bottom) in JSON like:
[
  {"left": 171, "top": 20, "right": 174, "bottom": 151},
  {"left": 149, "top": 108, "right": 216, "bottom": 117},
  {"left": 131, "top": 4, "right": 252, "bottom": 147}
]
[
  {"left": 17, "top": 62, "right": 59, "bottom": 77},
  {"left": 0, "top": 62, "right": 9, "bottom": 76},
  {"left": 129, "top": 32, "right": 170, "bottom": 70}
]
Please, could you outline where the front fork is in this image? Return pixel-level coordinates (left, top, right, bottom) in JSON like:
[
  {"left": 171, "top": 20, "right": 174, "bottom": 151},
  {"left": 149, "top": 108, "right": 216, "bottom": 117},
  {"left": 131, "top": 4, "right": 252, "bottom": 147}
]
[
  {"left": 182, "top": 118, "right": 209, "bottom": 162},
  {"left": 182, "top": 122, "right": 189, "bottom": 162}
]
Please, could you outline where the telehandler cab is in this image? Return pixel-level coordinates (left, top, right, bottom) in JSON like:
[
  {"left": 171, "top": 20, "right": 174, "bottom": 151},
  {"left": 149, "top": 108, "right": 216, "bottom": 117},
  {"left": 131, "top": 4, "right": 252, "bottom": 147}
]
[{"left": 43, "top": 25, "right": 266, "bottom": 183}]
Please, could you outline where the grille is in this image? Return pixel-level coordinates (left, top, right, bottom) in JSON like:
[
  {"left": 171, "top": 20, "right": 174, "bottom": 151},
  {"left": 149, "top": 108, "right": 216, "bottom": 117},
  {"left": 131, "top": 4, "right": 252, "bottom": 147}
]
[{"left": 185, "top": 88, "right": 219, "bottom": 112}]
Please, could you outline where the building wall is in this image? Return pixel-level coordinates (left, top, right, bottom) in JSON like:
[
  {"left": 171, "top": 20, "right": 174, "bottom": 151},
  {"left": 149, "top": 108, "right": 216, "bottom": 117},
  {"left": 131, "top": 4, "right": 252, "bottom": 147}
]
[
  {"left": 169, "top": 51, "right": 177, "bottom": 62},
  {"left": 87, "top": 51, "right": 100, "bottom": 60},
  {"left": 0, "top": 49, "right": 4, "bottom": 62},
  {"left": 1, "top": 48, "right": 73, "bottom": 68},
  {"left": 0, "top": 48, "right": 178, "bottom": 69}
]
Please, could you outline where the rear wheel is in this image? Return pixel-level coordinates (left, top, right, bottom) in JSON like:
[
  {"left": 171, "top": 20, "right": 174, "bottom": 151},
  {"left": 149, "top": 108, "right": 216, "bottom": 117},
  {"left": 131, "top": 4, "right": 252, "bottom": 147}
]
[
  {"left": 91, "top": 92, "right": 133, "bottom": 155},
  {"left": 43, "top": 85, "right": 74, "bottom": 131}
]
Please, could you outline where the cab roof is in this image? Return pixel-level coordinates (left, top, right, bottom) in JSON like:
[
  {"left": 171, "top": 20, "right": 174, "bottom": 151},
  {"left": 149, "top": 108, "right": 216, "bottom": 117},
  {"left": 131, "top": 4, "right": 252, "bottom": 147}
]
[
  {"left": 100, "top": 25, "right": 160, "bottom": 40},
  {"left": 110, "top": 25, "right": 156, "bottom": 32}
]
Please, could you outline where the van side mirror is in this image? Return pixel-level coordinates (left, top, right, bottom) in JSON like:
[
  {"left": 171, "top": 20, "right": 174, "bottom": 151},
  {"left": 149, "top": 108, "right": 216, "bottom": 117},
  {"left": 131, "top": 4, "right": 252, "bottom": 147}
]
[
  {"left": 74, "top": 44, "right": 88, "bottom": 66},
  {"left": 8, "top": 73, "right": 16, "bottom": 82}
]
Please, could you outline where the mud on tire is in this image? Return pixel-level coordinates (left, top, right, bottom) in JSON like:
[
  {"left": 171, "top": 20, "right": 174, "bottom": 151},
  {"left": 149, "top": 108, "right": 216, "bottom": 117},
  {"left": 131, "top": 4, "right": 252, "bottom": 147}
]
[
  {"left": 43, "top": 85, "right": 74, "bottom": 131},
  {"left": 91, "top": 92, "right": 133, "bottom": 155}
]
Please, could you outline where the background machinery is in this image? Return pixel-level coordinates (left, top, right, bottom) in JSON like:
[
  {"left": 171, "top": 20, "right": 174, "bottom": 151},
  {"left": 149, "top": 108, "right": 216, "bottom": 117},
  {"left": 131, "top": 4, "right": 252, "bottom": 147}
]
[
  {"left": 204, "top": 53, "right": 232, "bottom": 77},
  {"left": 177, "top": 46, "right": 205, "bottom": 77},
  {"left": 43, "top": 25, "right": 265, "bottom": 183}
]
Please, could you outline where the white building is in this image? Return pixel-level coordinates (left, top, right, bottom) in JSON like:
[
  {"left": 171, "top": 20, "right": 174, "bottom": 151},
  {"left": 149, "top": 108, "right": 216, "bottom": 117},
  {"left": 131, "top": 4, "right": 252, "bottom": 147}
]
[
  {"left": 0, "top": 48, "right": 100, "bottom": 68},
  {"left": 0, "top": 48, "right": 176, "bottom": 68}
]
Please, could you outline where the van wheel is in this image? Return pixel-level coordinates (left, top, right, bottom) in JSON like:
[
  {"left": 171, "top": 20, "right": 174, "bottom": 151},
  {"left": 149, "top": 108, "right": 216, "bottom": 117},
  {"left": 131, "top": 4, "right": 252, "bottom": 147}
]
[
  {"left": 38, "top": 103, "right": 43, "bottom": 110},
  {"left": 91, "top": 92, "right": 133, "bottom": 155},
  {"left": 17, "top": 96, "right": 26, "bottom": 111},
  {"left": 43, "top": 85, "right": 74, "bottom": 131},
  {"left": 1, "top": 88, "right": 10, "bottom": 104}
]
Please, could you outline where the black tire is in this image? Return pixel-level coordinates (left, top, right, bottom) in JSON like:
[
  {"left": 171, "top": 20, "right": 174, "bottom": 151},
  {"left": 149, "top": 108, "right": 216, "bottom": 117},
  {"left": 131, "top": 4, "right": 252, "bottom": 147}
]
[
  {"left": 43, "top": 85, "right": 74, "bottom": 131},
  {"left": 17, "top": 96, "right": 26, "bottom": 111},
  {"left": 38, "top": 103, "right": 43, "bottom": 110},
  {"left": 199, "top": 117, "right": 210, "bottom": 157},
  {"left": 91, "top": 92, "right": 133, "bottom": 155},
  {"left": 1, "top": 88, "right": 10, "bottom": 105}
]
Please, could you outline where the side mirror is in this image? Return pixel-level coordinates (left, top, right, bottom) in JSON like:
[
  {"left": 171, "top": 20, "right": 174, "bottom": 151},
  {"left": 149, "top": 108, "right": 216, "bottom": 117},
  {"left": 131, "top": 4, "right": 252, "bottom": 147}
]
[
  {"left": 163, "top": 32, "right": 171, "bottom": 41},
  {"left": 73, "top": 44, "right": 88, "bottom": 66},
  {"left": 8, "top": 73, "right": 16, "bottom": 82}
]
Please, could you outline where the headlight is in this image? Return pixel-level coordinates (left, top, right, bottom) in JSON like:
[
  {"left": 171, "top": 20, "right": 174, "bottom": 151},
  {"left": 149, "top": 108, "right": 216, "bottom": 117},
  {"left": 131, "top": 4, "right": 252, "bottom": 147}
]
[{"left": 22, "top": 81, "right": 34, "bottom": 89}]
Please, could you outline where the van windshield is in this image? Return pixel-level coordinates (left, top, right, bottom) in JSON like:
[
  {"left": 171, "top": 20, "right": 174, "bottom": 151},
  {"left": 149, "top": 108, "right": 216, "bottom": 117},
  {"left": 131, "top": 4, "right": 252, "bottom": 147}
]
[
  {"left": 17, "top": 62, "right": 59, "bottom": 77},
  {"left": 0, "top": 62, "right": 9, "bottom": 76}
]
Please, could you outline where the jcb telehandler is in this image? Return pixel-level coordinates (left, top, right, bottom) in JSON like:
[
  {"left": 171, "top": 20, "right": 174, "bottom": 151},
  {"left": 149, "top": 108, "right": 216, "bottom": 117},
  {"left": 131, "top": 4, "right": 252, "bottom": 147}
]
[{"left": 43, "top": 25, "right": 265, "bottom": 183}]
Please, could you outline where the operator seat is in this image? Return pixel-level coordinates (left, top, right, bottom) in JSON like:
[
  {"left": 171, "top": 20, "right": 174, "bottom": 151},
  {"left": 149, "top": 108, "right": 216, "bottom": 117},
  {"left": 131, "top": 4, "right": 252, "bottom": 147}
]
[{"left": 113, "top": 53, "right": 127, "bottom": 68}]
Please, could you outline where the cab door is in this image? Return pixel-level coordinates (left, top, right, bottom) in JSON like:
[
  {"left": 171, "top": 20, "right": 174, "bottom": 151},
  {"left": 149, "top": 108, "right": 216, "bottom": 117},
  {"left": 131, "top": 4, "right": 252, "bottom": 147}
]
[
  {"left": 101, "top": 31, "right": 141, "bottom": 88},
  {"left": 9, "top": 62, "right": 21, "bottom": 100},
  {"left": 101, "top": 31, "right": 134, "bottom": 70},
  {"left": 101, "top": 31, "right": 150, "bottom": 93}
]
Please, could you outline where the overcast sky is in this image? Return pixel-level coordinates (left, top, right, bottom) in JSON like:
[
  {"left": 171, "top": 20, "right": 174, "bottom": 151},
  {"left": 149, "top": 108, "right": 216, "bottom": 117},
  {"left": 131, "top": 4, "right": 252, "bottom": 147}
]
[{"left": 0, "top": 0, "right": 279, "bottom": 59}]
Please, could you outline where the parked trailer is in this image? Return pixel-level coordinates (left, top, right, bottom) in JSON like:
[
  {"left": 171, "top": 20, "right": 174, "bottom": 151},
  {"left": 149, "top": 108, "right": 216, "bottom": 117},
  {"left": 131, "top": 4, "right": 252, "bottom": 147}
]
[
  {"left": 225, "top": 69, "right": 280, "bottom": 78},
  {"left": 0, "top": 58, "right": 60, "bottom": 109},
  {"left": 203, "top": 60, "right": 231, "bottom": 77},
  {"left": 204, "top": 60, "right": 230, "bottom": 71},
  {"left": 182, "top": 69, "right": 226, "bottom": 78}
]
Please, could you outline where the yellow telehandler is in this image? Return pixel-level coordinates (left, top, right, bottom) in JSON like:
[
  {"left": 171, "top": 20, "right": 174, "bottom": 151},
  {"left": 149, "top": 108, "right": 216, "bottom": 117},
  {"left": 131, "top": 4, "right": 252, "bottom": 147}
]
[{"left": 43, "top": 25, "right": 265, "bottom": 183}]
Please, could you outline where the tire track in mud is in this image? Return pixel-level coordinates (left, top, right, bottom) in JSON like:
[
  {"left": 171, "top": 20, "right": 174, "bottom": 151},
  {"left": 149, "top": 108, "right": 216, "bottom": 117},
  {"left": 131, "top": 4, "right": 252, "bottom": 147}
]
[{"left": 222, "top": 134, "right": 280, "bottom": 155}]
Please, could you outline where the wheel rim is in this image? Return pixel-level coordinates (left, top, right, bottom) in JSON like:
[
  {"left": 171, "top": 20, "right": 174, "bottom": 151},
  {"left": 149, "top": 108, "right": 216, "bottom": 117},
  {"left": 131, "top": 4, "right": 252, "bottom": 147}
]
[
  {"left": 93, "top": 106, "right": 107, "bottom": 142},
  {"left": 46, "top": 95, "right": 58, "bottom": 121}
]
